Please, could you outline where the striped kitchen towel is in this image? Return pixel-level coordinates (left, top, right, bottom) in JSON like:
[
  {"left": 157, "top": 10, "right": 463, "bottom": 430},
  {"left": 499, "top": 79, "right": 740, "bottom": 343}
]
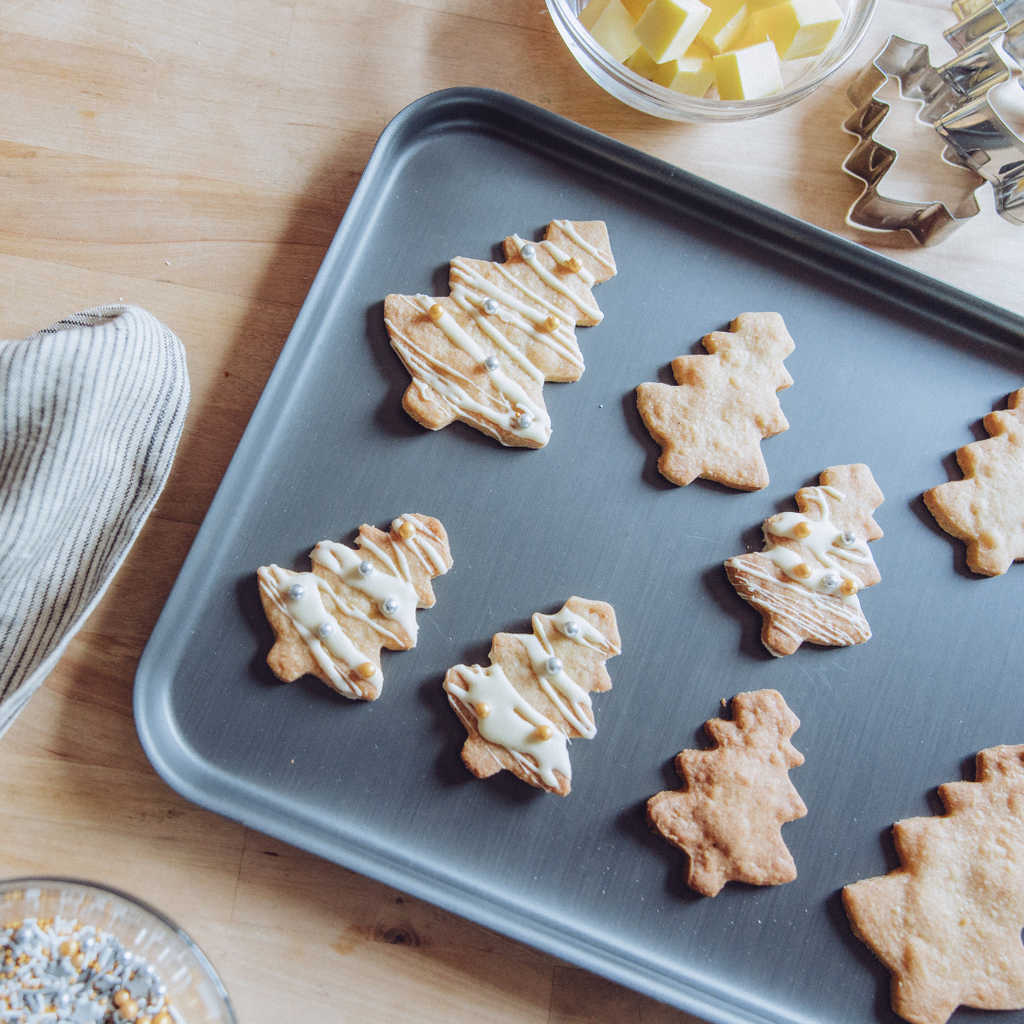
[{"left": 0, "top": 305, "right": 190, "bottom": 739}]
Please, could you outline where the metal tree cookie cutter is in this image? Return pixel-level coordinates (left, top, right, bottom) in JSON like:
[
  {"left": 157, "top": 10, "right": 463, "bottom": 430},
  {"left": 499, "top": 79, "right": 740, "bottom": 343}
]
[{"left": 843, "top": 2, "right": 1024, "bottom": 245}]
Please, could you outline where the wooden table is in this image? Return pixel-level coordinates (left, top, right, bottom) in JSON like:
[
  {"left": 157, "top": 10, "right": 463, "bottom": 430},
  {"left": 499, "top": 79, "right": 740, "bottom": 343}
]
[{"left": 2, "top": 2, "right": 1021, "bottom": 1022}]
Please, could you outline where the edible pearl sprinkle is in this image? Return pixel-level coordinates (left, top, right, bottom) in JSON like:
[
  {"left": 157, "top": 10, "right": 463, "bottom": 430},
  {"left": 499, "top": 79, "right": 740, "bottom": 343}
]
[
  {"left": 821, "top": 574, "right": 841, "bottom": 590},
  {"left": 545, "top": 656, "right": 563, "bottom": 675},
  {"left": 483, "top": 298, "right": 499, "bottom": 314},
  {"left": 535, "top": 724, "right": 553, "bottom": 741},
  {"left": 839, "top": 531, "right": 857, "bottom": 546},
  {"left": 520, "top": 243, "right": 536, "bottom": 259},
  {"left": 357, "top": 662, "right": 377, "bottom": 679},
  {"left": 793, "top": 521, "right": 813, "bottom": 539},
  {"left": 793, "top": 563, "right": 813, "bottom": 580},
  {"left": 542, "top": 315, "right": 559, "bottom": 332},
  {"left": 841, "top": 579, "right": 859, "bottom": 596},
  {"left": 288, "top": 582, "right": 305, "bottom": 601},
  {"left": 563, "top": 621, "right": 580, "bottom": 637},
  {"left": 483, "top": 355, "right": 499, "bottom": 371},
  {"left": 515, "top": 413, "right": 534, "bottom": 430},
  {"left": 382, "top": 597, "right": 398, "bottom": 614},
  {"left": 398, "top": 521, "right": 416, "bottom": 539},
  {"left": 358, "top": 560, "right": 373, "bottom": 577},
  {"left": 566, "top": 256, "right": 582, "bottom": 272},
  {"left": 428, "top": 303, "right": 445, "bottom": 321},
  {"left": 1, "top": 917, "right": 178, "bottom": 1024},
  {"left": 475, "top": 702, "right": 491, "bottom": 719},
  {"left": 317, "top": 621, "right": 334, "bottom": 638}
]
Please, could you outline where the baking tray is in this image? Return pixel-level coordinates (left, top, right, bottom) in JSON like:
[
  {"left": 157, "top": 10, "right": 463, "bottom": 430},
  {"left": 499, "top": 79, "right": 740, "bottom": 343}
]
[{"left": 134, "top": 88, "right": 1024, "bottom": 1024}]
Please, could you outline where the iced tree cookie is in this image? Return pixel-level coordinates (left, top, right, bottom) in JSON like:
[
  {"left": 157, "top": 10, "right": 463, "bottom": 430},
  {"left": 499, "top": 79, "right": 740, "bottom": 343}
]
[
  {"left": 443, "top": 597, "right": 621, "bottom": 795},
  {"left": 257, "top": 514, "right": 452, "bottom": 700},
  {"left": 636, "top": 311, "right": 794, "bottom": 489},
  {"left": 843, "top": 745, "right": 1024, "bottom": 1024},
  {"left": 384, "top": 220, "right": 616, "bottom": 448},
  {"left": 924, "top": 388, "right": 1024, "bottom": 576},
  {"left": 647, "top": 689, "right": 806, "bottom": 896},
  {"left": 725, "top": 464, "right": 883, "bottom": 656}
]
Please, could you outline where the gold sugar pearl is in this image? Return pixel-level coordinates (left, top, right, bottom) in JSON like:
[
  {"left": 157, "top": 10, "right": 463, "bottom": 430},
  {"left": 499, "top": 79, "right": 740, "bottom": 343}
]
[
  {"left": 542, "top": 315, "right": 559, "bottom": 332},
  {"left": 121, "top": 1000, "right": 140, "bottom": 1022},
  {"left": 474, "top": 702, "right": 491, "bottom": 719},
  {"left": 71, "top": 952, "right": 85, "bottom": 970},
  {"left": 113, "top": 989, "right": 132, "bottom": 1007},
  {"left": 840, "top": 578, "right": 859, "bottom": 596},
  {"left": 534, "top": 724, "right": 553, "bottom": 741},
  {"left": 427, "top": 303, "right": 445, "bottom": 321},
  {"left": 793, "top": 563, "right": 813, "bottom": 580},
  {"left": 565, "top": 256, "right": 582, "bottom": 273},
  {"left": 398, "top": 521, "right": 416, "bottom": 539},
  {"left": 356, "top": 662, "right": 377, "bottom": 679},
  {"left": 59, "top": 939, "right": 80, "bottom": 958},
  {"left": 137, "top": 1016, "right": 153, "bottom": 1024},
  {"left": 792, "top": 521, "right": 813, "bottom": 539},
  {"left": 153, "top": 1014, "right": 174, "bottom": 1024}
]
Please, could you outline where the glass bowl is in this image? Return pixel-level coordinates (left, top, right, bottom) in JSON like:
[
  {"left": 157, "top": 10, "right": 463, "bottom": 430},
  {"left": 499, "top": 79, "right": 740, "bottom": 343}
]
[
  {"left": 0, "top": 877, "right": 237, "bottom": 1023},
  {"left": 546, "top": 0, "right": 878, "bottom": 121}
]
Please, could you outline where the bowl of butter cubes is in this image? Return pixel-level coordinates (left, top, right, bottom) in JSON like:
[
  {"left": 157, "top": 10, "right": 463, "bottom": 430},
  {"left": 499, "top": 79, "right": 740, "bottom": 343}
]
[
  {"left": 547, "top": 0, "right": 877, "bottom": 120},
  {"left": 1, "top": 877, "right": 237, "bottom": 1023}
]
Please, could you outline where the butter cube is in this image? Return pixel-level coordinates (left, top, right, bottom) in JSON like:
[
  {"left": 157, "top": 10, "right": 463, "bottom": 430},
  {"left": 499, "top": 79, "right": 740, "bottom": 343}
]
[
  {"left": 697, "top": 0, "right": 749, "bottom": 53},
  {"left": 580, "top": 0, "right": 642, "bottom": 62},
  {"left": 652, "top": 42, "right": 715, "bottom": 95},
  {"left": 624, "top": 45, "right": 662, "bottom": 78},
  {"left": 750, "top": 0, "right": 843, "bottom": 60},
  {"left": 712, "top": 40, "right": 783, "bottom": 98},
  {"left": 635, "top": 0, "right": 712, "bottom": 63}
]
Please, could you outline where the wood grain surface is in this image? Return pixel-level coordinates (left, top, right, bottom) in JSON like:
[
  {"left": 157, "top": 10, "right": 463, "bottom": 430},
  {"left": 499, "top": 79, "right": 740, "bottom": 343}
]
[{"left": 1, "top": 1, "right": 1021, "bottom": 1022}]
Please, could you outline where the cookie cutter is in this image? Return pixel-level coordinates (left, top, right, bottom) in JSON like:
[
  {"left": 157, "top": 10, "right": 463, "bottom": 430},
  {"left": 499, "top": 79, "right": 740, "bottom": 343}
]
[{"left": 843, "top": 1, "right": 1024, "bottom": 245}]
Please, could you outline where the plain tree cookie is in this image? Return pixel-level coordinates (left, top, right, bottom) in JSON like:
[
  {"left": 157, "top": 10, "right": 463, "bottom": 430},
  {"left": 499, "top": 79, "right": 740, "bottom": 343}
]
[{"left": 636, "top": 311, "right": 795, "bottom": 489}]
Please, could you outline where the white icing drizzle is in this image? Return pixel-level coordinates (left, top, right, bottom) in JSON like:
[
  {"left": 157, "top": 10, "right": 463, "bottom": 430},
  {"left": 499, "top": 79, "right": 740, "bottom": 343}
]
[
  {"left": 725, "top": 556, "right": 871, "bottom": 657},
  {"left": 449, "top": 259, "right": 584, "bottom": 369},
  {"left": 445, "top": 664, "right": 572, "bottom": 789},
  {"left": 257, "top": 566, "right": 381, "bottom": 697},
  {"left": 311, "top": 540, "right": 420, "bottom": 642},
  {"left": 386, "top": 310, "right": 553, "bottom": 446},
  {"left": 514, "top": 632, "right": 596, "bottom": 739},
  {"left": 393, "top": 513, "right": 450, "bottom": 576},
  {"left": 548, "top": 606, "right": 621, "bottom": 656},
  {"left": 551, "top": 219, "right": 616, "bottom": 272},
  {"left": 539, "top": 239, "right": 595, "bottom": 287},
  {"left": 760, "top": 487, "right": 875, "bottom": 609},
  {"left": 510, "top": 234, "right": 602, "bottom": 321},
  {"left": 449, "top": 283, "right": 545, "bottom": 382}
]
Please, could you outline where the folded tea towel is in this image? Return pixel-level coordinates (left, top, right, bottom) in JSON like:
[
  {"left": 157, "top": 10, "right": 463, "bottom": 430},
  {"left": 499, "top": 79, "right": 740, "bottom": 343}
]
[{"left": 0, "top": 306, "right": 189, "bottom": 739}]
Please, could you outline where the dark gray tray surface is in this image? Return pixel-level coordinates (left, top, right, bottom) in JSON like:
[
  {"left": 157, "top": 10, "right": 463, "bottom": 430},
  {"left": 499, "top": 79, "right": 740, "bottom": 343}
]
[{"left": 135, "top": 88, "right": 1024, "bottom": 1024}]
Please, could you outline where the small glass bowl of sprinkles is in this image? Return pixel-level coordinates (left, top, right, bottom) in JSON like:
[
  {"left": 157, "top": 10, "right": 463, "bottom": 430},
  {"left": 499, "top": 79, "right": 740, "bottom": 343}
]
[{"left": 1, "top": 878, "right": 236, "bottom": 1024}]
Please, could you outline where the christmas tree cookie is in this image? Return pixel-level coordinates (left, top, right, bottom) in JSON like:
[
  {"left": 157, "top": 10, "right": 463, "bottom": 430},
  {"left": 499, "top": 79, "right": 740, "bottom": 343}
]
[
  {"left": 647, "top": 689, "right": 807, "bottom": 896},
  {"left": 924, "top": 388, "right": 1024, "bottom": 576},
  {"left": 257, "top": 514, "right": 452, "bottom": 700},
  {"left": 443, "top": 597, "right": 621, "bottom": 795},
  {"left": 725, "top": 464, "right": 883, "bottom": 656},
  {"left": 384, "top": 220, "right": 616, "bottom": 448},
  {"left": 636, "top": 311, "right": 795, "bottom": 489},
  {"left": 843, "top": 745, "right": 1024, "bottom": 1024}
]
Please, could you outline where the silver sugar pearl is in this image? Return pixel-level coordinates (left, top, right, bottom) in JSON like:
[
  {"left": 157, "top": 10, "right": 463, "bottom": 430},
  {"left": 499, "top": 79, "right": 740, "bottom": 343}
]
[
  {"left": 357, "top": 560, "right": 374, "bottom": 577},
  {"left": 515, "top": 412, "right": 534, "bottom": 430},
  {"left": 545, "top": 656, "right": 563, "bottom": 675},
  {"left": 288, "top": 582, "right": 305, "bottom": 601},
  {"left": 820, "top": 574, "right": 841, "bottom": 590},
  {"left": 382, "top": 597, "right": 398, "bottom": 614},
  {"left": 483, "top": 355, "right": 499, "bottom": 372},
  {"left": 838, "top": 531, "right": 857, "bottom": 547},
  {"left": 483, "top": 298, "right": 499, "bottom": 315},
  {"left": 317, "top": 621, "right": 334, "bottom": 638},
  {"left": 520, "top": 243, "right": 536, "bottom": 259},
  {"left": 563, "top": 620, "right": 580, "bottom": 638}
]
